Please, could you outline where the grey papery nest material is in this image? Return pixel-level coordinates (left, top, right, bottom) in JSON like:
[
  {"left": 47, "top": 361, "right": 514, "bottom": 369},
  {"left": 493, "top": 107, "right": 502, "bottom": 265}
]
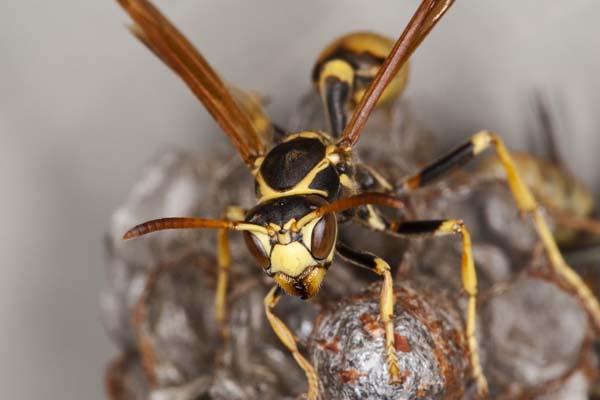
[
  {"left": 102, "top": 96, "right": 596, "bottom": 400},
  {"left": 310, "top": 279, "right": 470, "bottom": 400}
]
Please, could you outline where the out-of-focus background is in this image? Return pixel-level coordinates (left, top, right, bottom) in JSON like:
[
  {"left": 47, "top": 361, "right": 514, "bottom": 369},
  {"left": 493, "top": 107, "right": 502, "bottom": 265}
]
[{"left": 1, "top": 1, "right": 598, "bottom": 399}]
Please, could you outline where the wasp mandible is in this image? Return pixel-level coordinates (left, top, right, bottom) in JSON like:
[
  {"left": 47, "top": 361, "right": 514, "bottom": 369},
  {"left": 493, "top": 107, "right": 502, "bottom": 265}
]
[{"left": 116, "top": 0, "right": 600, "bottom": 398}]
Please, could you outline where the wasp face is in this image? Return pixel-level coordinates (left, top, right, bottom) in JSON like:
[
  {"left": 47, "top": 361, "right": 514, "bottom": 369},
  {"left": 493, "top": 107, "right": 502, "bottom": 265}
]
[{"left": 243, "top": 195, "right": 337, "bottom": 299}]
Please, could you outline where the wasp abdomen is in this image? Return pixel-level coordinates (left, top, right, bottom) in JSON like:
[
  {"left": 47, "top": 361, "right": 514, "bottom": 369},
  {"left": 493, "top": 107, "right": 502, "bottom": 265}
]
[
  {"left": 313, "top": 32, "right": 409, "bottom": 108},
  {"left": 311, "top": 32, "right": 410, "bottom": 137}
]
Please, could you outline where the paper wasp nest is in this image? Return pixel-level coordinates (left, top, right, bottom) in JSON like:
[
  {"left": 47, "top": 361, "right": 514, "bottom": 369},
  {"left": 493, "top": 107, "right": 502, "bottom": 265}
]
[{"left": 102, "top": 94, "right": 596, "bottom": 400}]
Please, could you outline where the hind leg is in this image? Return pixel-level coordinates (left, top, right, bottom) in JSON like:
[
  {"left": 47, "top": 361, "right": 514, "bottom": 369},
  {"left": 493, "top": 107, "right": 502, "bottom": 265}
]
[{"left": 397, "top": 131, "right": 600, "bottom": 330}]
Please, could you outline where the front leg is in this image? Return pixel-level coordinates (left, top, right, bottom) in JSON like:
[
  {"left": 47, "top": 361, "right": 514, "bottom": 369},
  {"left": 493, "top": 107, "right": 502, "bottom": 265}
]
[
  {"left": 336, "top": 243, "right": 401, "bottom": 384},
  {"left": 131, "top": 205, "right": 247, "bottom": 384},
  {"left": 264, "top": 286, "right": 319, "bottom": 400},
  {"left": 215, "top": 206, "right": 247, "bottom": 334}
]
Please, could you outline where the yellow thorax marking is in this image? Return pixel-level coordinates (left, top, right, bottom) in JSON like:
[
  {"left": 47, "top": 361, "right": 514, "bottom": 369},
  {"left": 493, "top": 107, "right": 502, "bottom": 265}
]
[
  {"left": 254, "top": 142, "right": 341, "bottom": 203},
  {"left": 281, "top": 131, "right": 331, "bottom": 143}
]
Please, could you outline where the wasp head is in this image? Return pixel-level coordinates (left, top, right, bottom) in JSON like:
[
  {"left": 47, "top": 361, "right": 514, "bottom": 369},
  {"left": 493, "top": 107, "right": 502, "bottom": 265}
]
[{"left": 243, "top": 195, "right": 337, "bottom": 299}]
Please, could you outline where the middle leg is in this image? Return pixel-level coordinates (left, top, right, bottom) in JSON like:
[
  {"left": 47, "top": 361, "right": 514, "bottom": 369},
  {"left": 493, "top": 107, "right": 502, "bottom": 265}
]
[
  {"left": 344, "top": 218, "right": 488, "bottom": 395},
  {"left": 264, "top": 286, "right": 319, "bottom": 400},
  {"left": 396, "top": 130, "right": 600, "bottom": 330},
  {"left": 335, "top": 243, "right": 401, "bottom": 383}
]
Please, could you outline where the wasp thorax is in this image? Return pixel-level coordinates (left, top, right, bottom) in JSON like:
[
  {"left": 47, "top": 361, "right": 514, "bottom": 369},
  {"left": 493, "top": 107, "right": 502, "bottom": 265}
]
[
  {"left": 254, "top": 132, "right": 341, "bottom": 203},
  {"left": 243, "top": 195, "right": 337, "bottom": 299}
]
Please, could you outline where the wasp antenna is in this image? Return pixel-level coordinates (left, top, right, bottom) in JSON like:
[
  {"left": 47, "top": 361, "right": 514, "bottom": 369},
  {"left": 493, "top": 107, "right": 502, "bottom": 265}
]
[
  {"left": 123, "top": 218, "right": 231, "bottom": 239},
  {"left": 122, "top": 217, "right": 269, "bottom": 240},
  {"left": 339, "top": 0, "right": 454, "bottom": 149},
  {"left": 296, "top": 193, "right": 404, "bottom": 229}
]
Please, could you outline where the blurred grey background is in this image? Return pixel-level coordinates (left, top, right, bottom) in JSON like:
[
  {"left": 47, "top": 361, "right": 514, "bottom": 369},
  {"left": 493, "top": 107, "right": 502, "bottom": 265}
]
[{"left": 1, "top": 0, "right": 599, "bottom": 399}]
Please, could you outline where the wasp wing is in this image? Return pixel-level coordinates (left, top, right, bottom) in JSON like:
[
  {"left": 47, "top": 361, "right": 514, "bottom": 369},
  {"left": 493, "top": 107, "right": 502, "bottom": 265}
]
[
  {"left": 339, "top": 0, "right": 455, "bottom": 149},
  {"left": 118, "top": 0, "right": 266, "bottom": 165}
]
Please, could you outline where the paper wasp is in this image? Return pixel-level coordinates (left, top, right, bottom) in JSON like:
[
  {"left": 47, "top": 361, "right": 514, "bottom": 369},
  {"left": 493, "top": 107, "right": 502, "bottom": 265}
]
[{"left": 116, "top": 0, "right": 600, "bottom": 398}]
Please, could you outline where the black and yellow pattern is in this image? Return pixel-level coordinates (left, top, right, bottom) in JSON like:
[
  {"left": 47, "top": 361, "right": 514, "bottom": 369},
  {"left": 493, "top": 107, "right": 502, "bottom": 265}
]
[
  {"left": 117, "top": 1, "right": 600, "bottom": 399},
  {"left": 313, "top": 32, "right": 410, "bottom": 137}
]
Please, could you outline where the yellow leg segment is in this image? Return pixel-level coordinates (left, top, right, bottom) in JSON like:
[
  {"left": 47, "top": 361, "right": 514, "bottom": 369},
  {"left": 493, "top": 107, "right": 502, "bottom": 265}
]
[
  {"left": 335, "top": 243, "right": 402, "bottom": 384},
  {"left": 215, "top": 206, "right": 246, "bottom": 333},
  {"left": 474, "top": 131, "right": 600, "bottom": 331},
  {"left": 215, "top": 228, "right": 230, "bottom": 325},
  {"left": 436, "top": 220, "right": 488, "bottom": 396},
  {"left": 372, "top": 258, "right": 402, "bottom": 383},
  {"left": 264, "top": 286, "right": 319, "bottom": 400},
  {"left": 338, "top": 217, "right": 487, "bottom": 393}
]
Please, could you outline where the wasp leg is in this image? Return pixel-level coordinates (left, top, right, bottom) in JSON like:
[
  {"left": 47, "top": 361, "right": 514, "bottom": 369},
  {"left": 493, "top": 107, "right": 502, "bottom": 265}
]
[
  {"left": 132, "top": 205, "right": 246, "bottom": 383},
  {"left": 335, "top": 243, "right": 402, "bottom": 384},
  {"left": 400, "top": 130, "right": 600, "bottom": 331},
  {"left": 215, "top": 229, "right": 230, "bottom": 331},
  {"left": 264, "top": 286, "right": 319, "bottom": 400},
  {"left": 342, "top": 218, "right": 488, "bottom": 395},
  {"left": 392, "top": 220, "right": 486, "bottom": 395},
  {"left": 341, "top": 162, "right": 395, "bottom": 230},
  {"left": 215, "top": 206, "right": 247, "bottom": 336}
]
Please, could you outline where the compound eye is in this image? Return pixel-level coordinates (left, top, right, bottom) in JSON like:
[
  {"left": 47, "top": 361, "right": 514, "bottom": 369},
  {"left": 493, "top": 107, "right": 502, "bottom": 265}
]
[
  {"left": 311, "top": 213, "right": 336, "bottom": 260},
  {"left": 243, "top": 232, "right": 270, "bottom": 269}
]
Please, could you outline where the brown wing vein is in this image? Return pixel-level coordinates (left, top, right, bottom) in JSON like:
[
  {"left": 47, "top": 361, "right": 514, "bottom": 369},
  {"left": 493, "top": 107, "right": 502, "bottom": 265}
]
[
  {"left": 117, "top": 0, "right": 265, "bottom": 165},
  {"left": 339, "top": 0, "right": 455, "bottom": 149}
]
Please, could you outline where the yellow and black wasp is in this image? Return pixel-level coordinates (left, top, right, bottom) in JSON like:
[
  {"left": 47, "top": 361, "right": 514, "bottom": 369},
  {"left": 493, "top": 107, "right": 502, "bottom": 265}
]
[{"left": 116, "top": 0, "right": 600, "bottom": 398}]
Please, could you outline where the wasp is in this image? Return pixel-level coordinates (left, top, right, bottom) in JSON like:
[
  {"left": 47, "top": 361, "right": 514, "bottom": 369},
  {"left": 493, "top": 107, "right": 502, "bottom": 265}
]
[{"left": 117, "top": 0, "right": 600, "bottom": 398}]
